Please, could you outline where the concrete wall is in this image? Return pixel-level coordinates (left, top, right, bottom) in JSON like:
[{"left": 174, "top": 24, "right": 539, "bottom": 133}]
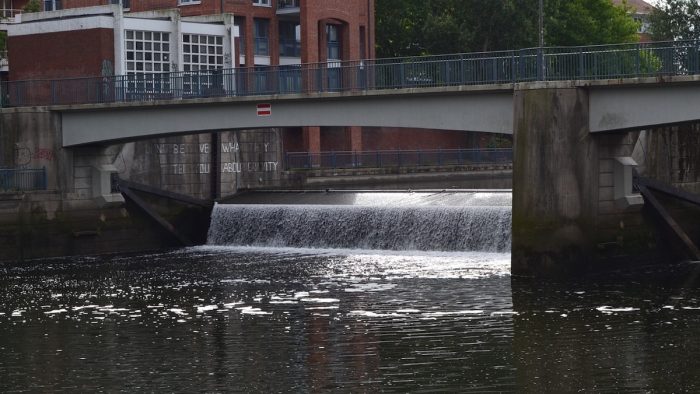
[
  {"left": 635, "top": 124, "right": 700, "bottom": 194},
  {"left": 0, "top": 107, "right": 284, "bottom": 260}
]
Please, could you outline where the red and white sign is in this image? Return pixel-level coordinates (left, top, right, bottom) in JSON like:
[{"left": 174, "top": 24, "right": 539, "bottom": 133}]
[{"left": 257, "top": 103, "right": 272, "bottom": 117}]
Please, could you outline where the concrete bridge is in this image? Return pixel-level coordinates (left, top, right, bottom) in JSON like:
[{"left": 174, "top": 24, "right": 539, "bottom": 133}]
[
  {"left": 55, "top": 77, "right": 700, "bottom": 147},
  {"left": 4, "top": 40, "right": 700, "bottom": 276}
]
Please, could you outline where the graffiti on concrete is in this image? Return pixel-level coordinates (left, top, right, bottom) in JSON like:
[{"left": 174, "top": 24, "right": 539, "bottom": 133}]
[
  {"left": 14, "top": 144, "right": 31, "bottom": 166},
  {"left": 13, "top": 144, "right": 55, "bottom": 166},
  {"left": 147, "top": 140, "right": 279, "bottom": 175},
  {"left": 33, "top": 148, "right": 55, "bottom": 162}
]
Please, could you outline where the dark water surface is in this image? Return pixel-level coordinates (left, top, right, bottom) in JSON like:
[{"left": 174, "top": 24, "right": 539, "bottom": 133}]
[{"left": 1, "top": 248, "right": 700, "bottom": 392}]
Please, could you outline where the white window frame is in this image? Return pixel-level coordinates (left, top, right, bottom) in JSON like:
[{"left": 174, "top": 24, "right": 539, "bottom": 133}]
[
  {"left": 253, "top": 0, "right": 271, "bottom": 7},
  {"left": 179, "top": 0, "right": 201, "bottom": 5}
]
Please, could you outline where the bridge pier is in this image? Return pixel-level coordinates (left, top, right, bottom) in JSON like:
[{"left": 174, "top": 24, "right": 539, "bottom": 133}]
[{"left": 512, "top": 86, "right": 648, "bottom": 277}]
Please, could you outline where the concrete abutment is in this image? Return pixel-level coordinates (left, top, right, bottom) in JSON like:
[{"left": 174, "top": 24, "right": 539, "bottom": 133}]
[{"left": 512, "top": 86, "right": 654, "bottom": 277}]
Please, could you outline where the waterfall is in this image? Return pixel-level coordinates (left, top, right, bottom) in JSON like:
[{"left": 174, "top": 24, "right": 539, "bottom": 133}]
[{"left": 207, "top": 193, "right": 511, "bottom": 253}]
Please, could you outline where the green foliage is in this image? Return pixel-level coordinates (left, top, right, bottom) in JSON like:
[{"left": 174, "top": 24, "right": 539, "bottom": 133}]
[
  {"left": 23, "top": 0, "right": 41, "bottom": 13},
  {"left": 0, "top": 31, "right": 6, "bottom": 52},
  {"left": 545, "top": 0, "right": 639, "bottom": 46},
  {"left": 375, "top": 0, "right": 640, "bottom": 57},
  {"left": 650, "top": 0, "right": 700, "bottom": 41}
]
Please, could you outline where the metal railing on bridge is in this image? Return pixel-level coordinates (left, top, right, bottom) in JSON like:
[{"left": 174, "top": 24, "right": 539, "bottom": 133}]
[
  {"left": 0, "top": 167, "right": 48, "bottom": 191},
  {"left": 3, "top": 40, "right": 700, "bottom": 107},
  {"left": 285, "top": 148, "right": 513, "bottom": 170}
]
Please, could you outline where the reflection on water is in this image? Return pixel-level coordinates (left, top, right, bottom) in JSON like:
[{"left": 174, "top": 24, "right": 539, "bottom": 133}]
[{"left": 1, "top": 249, "right": 700, "bottom": 391}]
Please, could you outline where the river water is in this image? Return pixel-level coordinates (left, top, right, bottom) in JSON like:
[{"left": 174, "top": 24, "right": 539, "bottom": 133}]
[{"left": 2, "top": 192, "right": 700, "bottom": 392}]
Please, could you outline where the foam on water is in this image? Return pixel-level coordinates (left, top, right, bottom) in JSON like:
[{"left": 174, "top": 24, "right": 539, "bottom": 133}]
[{"left": 207, "top": 192, "right": 511, "bottom": 253}]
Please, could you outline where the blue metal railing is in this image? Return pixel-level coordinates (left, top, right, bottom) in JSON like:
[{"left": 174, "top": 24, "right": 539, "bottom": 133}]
[
  {"left": 3, "top": 40, "right": 700, "bottom": 107},
  {"left": 0, "top": 167, "right": 48, "bottom": 191},
  {"left": 285, "top": 148, "right": 513, "bottom": 170}
]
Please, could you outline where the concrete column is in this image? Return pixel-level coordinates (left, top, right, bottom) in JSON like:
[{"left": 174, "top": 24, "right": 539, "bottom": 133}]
[
  {"left": 512, "top": 87, "right": 599, "bottom": 277},
  {"left": 345, "top": 126, "right": 362, "bottom": 152},
  {"left": 303, "top": 126, "right": 321, "bottom": 154}
]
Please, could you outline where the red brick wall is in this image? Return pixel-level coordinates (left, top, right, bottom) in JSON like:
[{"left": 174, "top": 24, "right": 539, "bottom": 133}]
[
  {"left": 301, "top": 0, "right": 373, "bottom": 63},
  {"left": 9, "top": 28, "right": 114, "bottom": 80},
  {"left": 13, "top": 0, "right": 31, "bottom": 10}
]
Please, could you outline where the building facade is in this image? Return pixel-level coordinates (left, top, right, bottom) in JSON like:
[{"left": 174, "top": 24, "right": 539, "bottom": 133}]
[
  {"left": 1, "top": 0, "right": 383, "bottom": 153},
  {"left": 1, "top": 1, "right": 489, "bottom": 156}
]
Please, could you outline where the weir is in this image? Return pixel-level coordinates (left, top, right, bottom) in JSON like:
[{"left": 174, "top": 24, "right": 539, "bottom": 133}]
[{"left": 207, "top": 192, "right": 512, "bottom": 253}]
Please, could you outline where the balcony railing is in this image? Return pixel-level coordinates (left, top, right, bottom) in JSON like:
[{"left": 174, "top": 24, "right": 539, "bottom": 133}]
[
  {"left": 0, "top": 167, "right": 48, "bottom": 191},
  {"left": 0, "top": 8, "right": 21, "bottom": 20},
  {"left": 3, "top": 40, "right": 700, "bottom": 107},
  {"left": 285, "top": 149, "right": 513, "bottom": 170}
]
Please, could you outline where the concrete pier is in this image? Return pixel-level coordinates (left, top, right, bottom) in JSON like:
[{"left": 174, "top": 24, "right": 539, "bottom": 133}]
[{"left": 512, "top": 86, "right": 653, "bottom": 277}]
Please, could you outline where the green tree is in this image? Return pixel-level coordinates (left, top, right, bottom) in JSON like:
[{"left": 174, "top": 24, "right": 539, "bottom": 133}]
[
  {"left": 23, "top": 0, "right": 42, "bottom": 13},
  {"left": 545, "top": 0, "right": 639, "bottom": 46},
  {"left": 375, "top": 0, "right": 430, "bottom": 57},
  {"left": 649, "top": 0, "right": 700, "bottom": 41},
  {"left": 375, "top": 0, "right": 640, "bottom": 57}
]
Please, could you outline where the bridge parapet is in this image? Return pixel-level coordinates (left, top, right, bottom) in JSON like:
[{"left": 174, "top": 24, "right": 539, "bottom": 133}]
[{"left": 2, "top": 40, "right": 700, "bottom": 108}]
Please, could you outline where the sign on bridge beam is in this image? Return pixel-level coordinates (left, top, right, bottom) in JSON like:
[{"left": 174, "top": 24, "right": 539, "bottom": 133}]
[{"left": 257, "top": 103, "right": 272, "bottom": 117}]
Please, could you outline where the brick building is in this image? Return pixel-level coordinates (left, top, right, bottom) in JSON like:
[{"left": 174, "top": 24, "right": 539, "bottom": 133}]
[{"left": 1, "top": 0, "right": 484, "bottom": 154}]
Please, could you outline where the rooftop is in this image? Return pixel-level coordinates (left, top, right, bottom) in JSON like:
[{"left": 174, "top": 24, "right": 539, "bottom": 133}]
[{"left": 612, "top": 0, "right": 654, "bottom": 14}]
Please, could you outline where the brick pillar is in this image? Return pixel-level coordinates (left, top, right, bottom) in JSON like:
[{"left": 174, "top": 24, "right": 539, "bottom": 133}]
[
  {"left": 345, "top": 126, "right": 362, "bottom": 152},
  {"left": 303, "top": 126, "right": 321, "bottom": 153},
  {"left": 318, "top": 20, "right": 328, "bottom": 63}
]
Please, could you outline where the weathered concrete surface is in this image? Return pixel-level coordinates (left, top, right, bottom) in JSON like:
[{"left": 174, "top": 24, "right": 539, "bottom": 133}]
[
  {"left": 113, "top": 129, "right": 282, "bottom": 199},
  {"left": 634, "top": 124, "right": 700, "bottom": 194},
  {"left": 590, "top": 84, "right": 700, "bottom": 132},
  {"left": 512, "top": 87, "right": 656, "bottom": 277}
]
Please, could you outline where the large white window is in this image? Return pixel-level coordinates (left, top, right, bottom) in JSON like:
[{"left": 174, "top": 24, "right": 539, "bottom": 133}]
[
  {"left": 182, "top": 34, "right": 224, "bottom": 71},
  {"left": 125, "top": 30, "right": 171, "bottom": 74},
  {"left": 253, "top": 0, "right": 271, "bottom": 6}
]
